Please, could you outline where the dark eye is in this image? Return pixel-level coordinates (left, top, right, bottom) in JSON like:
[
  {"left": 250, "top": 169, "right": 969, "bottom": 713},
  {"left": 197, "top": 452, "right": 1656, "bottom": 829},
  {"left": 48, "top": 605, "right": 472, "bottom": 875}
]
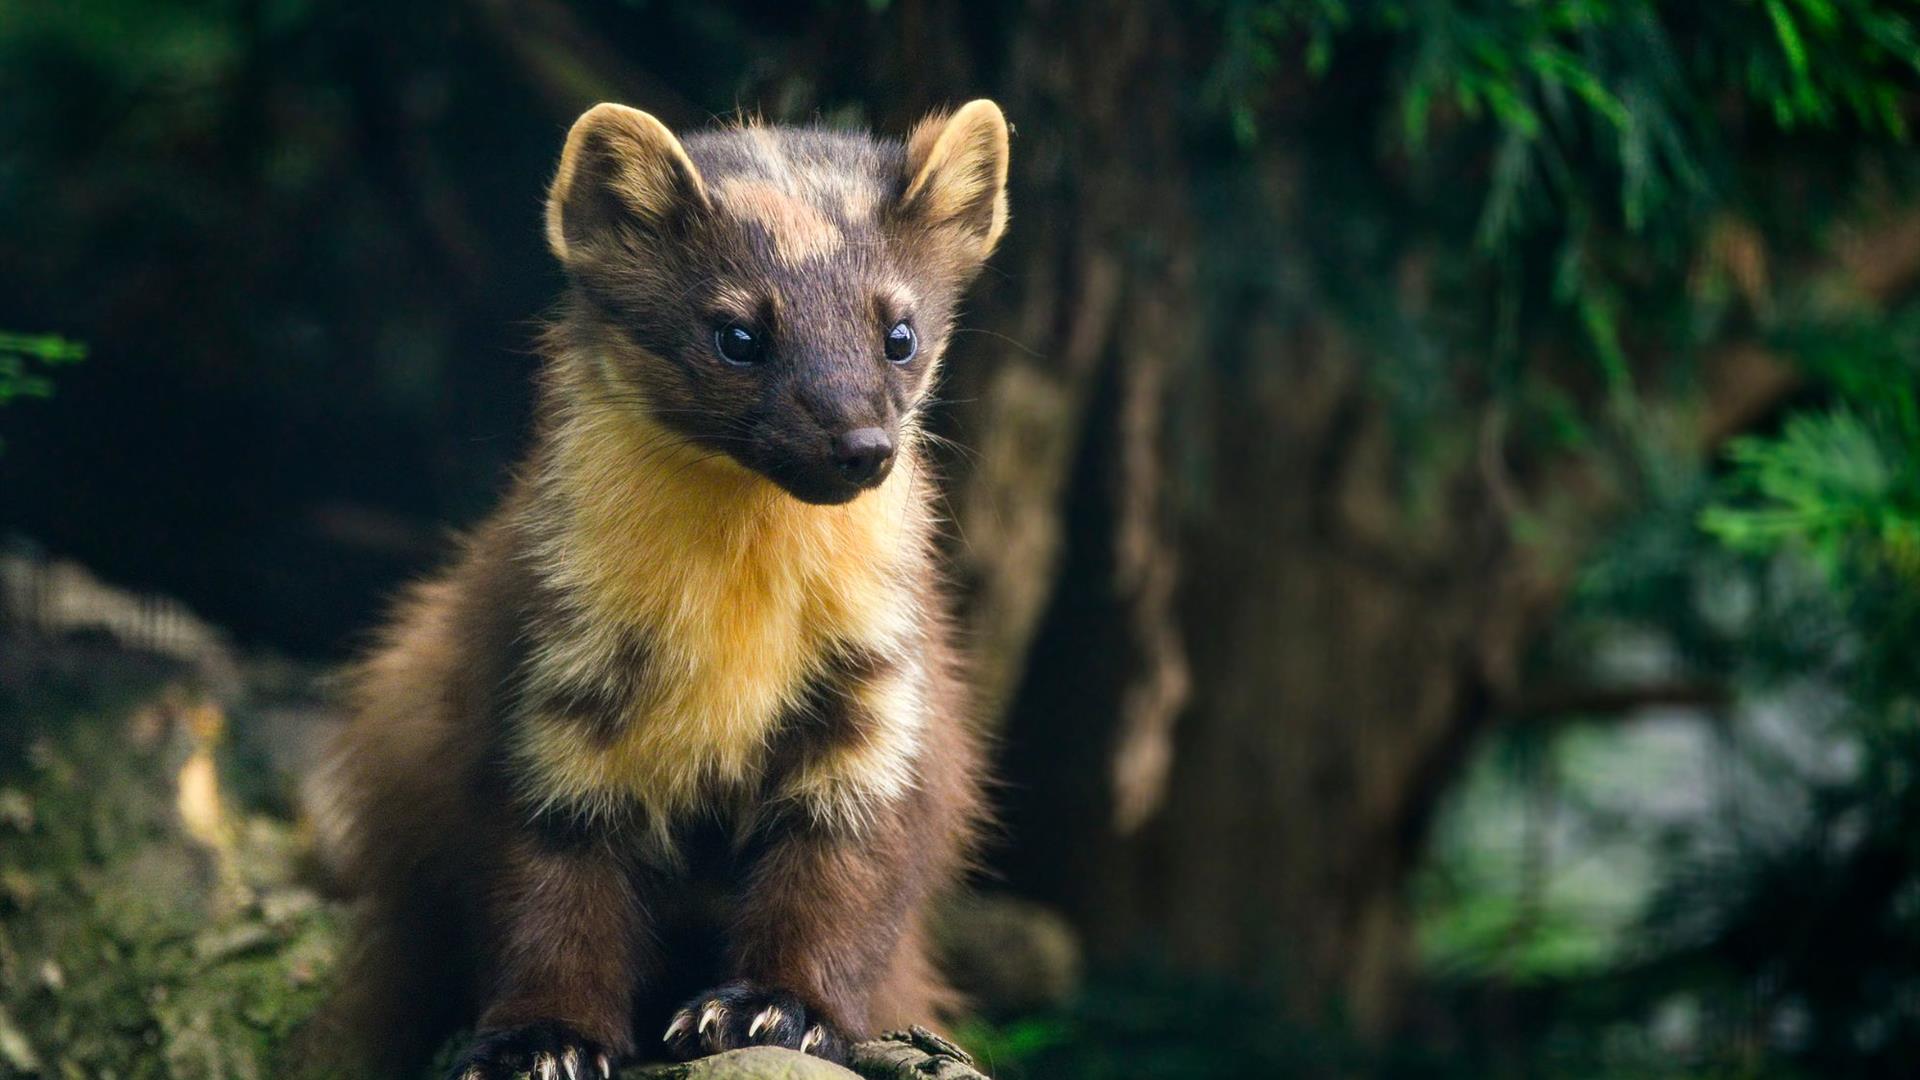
[
  {"left": 715, "top": 322, "right": 764, "bottom": 366},
  {"left": 884, "top": 320, "right": 917, "bottom": 364}
]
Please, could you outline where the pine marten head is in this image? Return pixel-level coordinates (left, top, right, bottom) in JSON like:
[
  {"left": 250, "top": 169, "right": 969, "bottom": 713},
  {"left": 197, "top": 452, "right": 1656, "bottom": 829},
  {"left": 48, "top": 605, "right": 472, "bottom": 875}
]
[{"left": 544, "top": 101, "right": 1010, "bottom": 506}]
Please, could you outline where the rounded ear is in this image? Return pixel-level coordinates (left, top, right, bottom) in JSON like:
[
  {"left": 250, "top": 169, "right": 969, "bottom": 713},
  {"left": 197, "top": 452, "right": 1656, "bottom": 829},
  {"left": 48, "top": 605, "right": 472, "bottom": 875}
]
[
  {"left": 546, "top": 103, "right": 708, "bottom": 264},
  {"left": 897, "top": 99, "right": 1010, "bottom": 258}
]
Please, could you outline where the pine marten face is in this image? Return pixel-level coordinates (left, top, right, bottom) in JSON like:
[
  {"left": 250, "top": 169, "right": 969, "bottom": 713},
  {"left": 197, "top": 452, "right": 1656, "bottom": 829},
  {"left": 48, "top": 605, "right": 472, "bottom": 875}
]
[{"left": 545, "top": 102, "right": 1010, "bottom": 506}]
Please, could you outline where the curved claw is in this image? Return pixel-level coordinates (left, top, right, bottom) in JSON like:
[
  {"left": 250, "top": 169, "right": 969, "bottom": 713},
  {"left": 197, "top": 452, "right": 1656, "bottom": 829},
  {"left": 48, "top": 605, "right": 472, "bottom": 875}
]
[
  {"left": 748, "top": 1006, "right": 784, "bottom": 1039},
  {"left": 697, "top": 1002, "right": 726, "bottom": 1037},
  {"left": 663, "top": 1011, "right": 692, "bottom": 1043},
  {"left": 800, "top": 1026, "right": 823, "bottom": 1054}
]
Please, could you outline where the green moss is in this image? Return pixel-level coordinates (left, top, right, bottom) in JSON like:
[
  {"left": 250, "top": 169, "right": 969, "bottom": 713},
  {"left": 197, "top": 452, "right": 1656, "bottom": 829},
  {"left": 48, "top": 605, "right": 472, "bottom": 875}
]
[{"left": 0, "top": 674, "right": 340, "bottom": 1079}]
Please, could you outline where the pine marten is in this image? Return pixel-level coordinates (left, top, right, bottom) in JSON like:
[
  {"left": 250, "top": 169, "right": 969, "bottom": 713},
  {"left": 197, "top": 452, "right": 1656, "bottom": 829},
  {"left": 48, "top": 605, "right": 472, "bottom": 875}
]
[{"left": 307, "top": 100, "right": 1008, "bottom": 1079}]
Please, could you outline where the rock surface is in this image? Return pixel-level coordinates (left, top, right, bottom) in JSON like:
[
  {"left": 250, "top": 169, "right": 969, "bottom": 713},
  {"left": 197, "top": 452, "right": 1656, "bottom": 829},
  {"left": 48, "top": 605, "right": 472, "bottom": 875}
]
[
  {"left": 625, "top": 1029, "right": 986, "bottom": 1080},
  {"left": 630, "top": 1046, "right": 860, "bottom": 1080}
]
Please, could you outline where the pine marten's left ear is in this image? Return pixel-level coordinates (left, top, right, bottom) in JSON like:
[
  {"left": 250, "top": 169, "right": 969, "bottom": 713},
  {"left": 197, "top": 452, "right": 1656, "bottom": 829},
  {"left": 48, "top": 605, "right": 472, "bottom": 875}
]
[
  {"left": 897, "top": 99, "right": 1010, "bottom": 258},
  {"left": 547, "top": 103, "right": 709, "bottom": 264}
]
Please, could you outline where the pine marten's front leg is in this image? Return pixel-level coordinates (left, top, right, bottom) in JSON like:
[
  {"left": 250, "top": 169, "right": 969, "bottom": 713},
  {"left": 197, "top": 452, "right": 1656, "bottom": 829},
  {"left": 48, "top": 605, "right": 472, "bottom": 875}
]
[
  {"left": 660, "top": 810, "right": 927, "bottom": 1064},
  {"left": 663, "top": 654, "right": 940, "bottom": 1065},
  {"left": 449, "top": 827, "right": 646, "bottom": 1080}
]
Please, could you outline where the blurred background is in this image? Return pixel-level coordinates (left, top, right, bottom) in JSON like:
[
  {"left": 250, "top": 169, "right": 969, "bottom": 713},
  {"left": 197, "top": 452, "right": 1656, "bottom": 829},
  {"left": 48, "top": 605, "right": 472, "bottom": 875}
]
[{"left": 3, "top": 1, "right": 1920, "bottom": 1077}]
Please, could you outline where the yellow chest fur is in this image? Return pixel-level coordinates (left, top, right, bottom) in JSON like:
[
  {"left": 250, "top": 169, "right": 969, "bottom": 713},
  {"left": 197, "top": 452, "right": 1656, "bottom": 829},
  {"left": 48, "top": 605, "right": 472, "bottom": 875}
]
[{"left": 516, "top": 407, "right": 923, "bottom": 824}]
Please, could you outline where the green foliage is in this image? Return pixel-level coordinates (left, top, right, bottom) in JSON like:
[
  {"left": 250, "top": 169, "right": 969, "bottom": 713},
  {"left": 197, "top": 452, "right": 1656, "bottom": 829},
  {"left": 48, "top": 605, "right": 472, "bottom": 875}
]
[
  {"left": 1416, "top": 300, "right": 1920, "bottom": 1070},
  {"left": 0, "top": 333, "right": 85, "bottom": 456},
  {"left": 1703, "top": 406, "right": 1920, "bottom": 581},
  {"left": 1206, "top": 0, "right": 1920, "bottom": 436},
  {"left": 1233, "top": 0, "right": 1920, "bottom": 238},
  {"left": 1416, "top": 725, "right": 1664, "bottom": 986},
  {"left": 946, "top": 973, "right": 1376, "bottom": 1080},
  {"left": 947, "top": 1015, "right": 1074, "bottom": 1069},
  {"left": 1702, "top": 311, "right": 1920, "bottom": 585},
  {"left": 0, "top": 333, "right": 84, "bottom": 406}
]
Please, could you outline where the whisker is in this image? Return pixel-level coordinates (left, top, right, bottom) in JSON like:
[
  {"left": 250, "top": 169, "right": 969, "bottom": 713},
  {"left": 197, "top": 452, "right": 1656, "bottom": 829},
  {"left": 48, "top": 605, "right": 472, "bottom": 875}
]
[{"left": 949, "top": 326, "right": 1042, "bottom": 358}]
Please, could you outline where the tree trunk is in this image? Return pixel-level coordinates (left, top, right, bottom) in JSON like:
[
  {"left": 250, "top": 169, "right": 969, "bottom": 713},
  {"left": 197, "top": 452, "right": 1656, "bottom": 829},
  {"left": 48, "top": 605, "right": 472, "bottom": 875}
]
[{"left": 998, "top": 299, "right": 1558, "bottom": 1030}]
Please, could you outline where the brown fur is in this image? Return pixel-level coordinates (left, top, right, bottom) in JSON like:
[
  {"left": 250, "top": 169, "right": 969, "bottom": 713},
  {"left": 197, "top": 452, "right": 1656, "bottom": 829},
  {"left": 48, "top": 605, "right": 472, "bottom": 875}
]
[{"left": 300, "top": 101, "right": 1008, "bottom": 1077}]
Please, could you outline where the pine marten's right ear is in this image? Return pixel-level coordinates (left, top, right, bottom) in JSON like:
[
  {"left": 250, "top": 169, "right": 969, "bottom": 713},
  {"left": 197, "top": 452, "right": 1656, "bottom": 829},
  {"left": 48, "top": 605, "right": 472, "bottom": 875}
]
[
  {"left": 546, "top": 103, "right": 708, "bottom": 263},
  {"left": 897, "top": 100, "right": 1010, "bottom": 260}
]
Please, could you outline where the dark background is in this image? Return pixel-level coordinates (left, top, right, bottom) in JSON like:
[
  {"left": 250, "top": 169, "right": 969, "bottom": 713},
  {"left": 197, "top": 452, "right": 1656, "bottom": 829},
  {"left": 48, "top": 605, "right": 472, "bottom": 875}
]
[{"left": 5, "top": 1, "right": 1920, "bottom": 1076}]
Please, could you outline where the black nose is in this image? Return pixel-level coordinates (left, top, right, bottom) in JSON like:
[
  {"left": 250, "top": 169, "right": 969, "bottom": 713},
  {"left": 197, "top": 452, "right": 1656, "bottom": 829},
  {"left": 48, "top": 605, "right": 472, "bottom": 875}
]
[{"left": 831, "top": 427, "right": 894, "bottom": 486}]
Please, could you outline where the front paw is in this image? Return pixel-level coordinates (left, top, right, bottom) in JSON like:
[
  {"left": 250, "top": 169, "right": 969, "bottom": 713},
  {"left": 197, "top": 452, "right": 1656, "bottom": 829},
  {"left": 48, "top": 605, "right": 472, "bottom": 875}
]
[
  {"left": 662, "top": 980, "right": 849, "bottom": 1064},
  {"left": 447, "top": 1020, "right": 613, "bottom": 1080}
]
